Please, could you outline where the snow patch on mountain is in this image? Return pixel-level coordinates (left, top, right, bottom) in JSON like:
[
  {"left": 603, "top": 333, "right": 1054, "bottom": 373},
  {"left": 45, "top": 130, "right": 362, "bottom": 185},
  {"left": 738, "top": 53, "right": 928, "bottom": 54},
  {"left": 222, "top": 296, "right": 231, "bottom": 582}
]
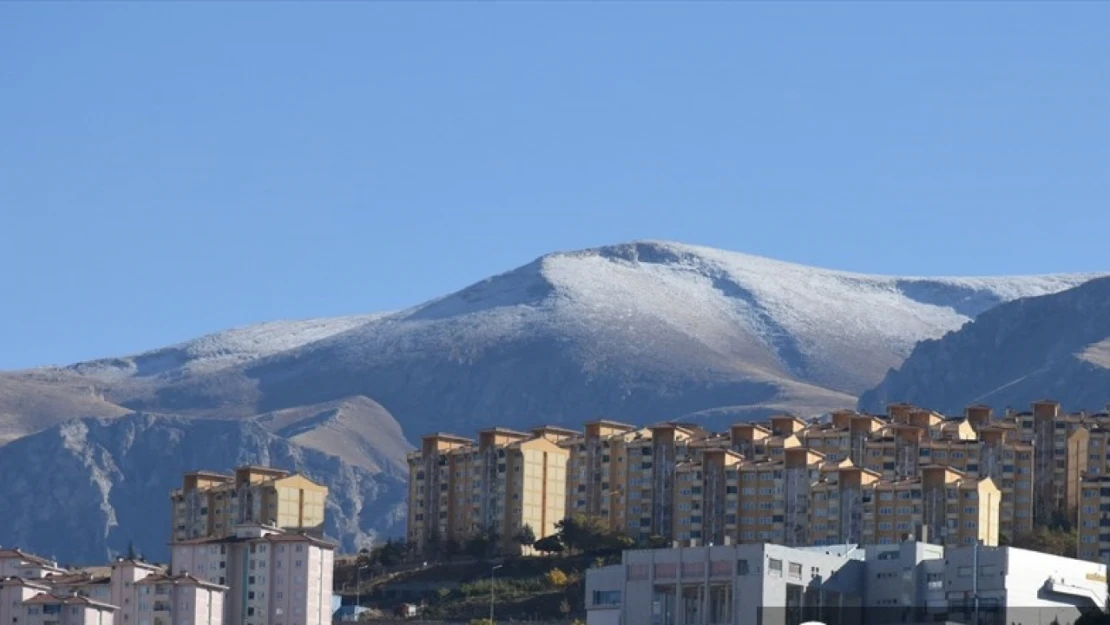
[{"left": 66, "top": 314, "right": 386, "bottom": 380}]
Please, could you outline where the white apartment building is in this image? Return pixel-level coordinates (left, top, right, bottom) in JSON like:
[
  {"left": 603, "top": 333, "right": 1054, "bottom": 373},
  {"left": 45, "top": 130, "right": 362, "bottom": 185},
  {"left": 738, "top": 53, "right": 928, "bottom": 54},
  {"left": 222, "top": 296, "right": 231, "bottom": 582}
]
[
  {"left": 586, "top": 541, "right": 1109, "bottom": 625},
  {"left": 135, "top": 573, "right": 226, "bottom": 625},
  {"left": 170, "top": 524, "right": 335, "bottom": 625},
  {"left": 0, "top": 577, "right": 52, "bottom": 625},
  {"left": 0, "top": 548, "right": 66, "bottom": 578},
  {"left": 21, "top": 592, "right": 117, "bottom": 625},
  {"left": 0, "top": 551, "right": 229, "bottom": 625}
]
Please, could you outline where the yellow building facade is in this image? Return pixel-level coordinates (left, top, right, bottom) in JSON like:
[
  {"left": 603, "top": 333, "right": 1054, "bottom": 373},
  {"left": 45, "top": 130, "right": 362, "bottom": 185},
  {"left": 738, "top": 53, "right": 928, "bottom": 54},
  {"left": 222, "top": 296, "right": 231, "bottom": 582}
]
[
  {"left": 407, "top": 401, "right": 1110, "bottom": 557},
  {"left": 170, "top": 465, "right": 328, "bottom": 542}
]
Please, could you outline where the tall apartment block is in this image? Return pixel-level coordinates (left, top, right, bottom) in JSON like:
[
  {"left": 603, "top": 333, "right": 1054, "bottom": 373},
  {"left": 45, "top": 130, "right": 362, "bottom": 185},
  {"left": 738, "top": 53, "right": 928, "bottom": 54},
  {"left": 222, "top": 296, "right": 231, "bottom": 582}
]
[
  {"left": 171, "top": 466, "right": 328, "bottom": 543},
  {"left": 406, "top": 427, "right": 570, "bottom": 554},
  {"left": 412, "top": 401, "right": 1110, "bottom": 557},
  {"left": 168, "top": 465, "right": 335, "bottom": 625},
  {"left": 170, "top": 525, "right": 335, "bottom": 625}
]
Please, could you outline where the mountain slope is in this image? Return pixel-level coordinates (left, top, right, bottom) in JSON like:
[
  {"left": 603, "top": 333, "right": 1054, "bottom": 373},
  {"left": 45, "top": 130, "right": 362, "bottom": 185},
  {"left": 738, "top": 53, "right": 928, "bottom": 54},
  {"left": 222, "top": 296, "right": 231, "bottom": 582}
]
[
  {"left": 0, "top": 240, "right": 1103, "bottom": 563},
  {"left": 859, "top": 276, "right": 1110, "bottom": 414},
  {"left": 43, "top": 240, "right": 1098, "bottom": 436},
  {"left": 0, "top": 413, "right": 407, "bottom": 564}
]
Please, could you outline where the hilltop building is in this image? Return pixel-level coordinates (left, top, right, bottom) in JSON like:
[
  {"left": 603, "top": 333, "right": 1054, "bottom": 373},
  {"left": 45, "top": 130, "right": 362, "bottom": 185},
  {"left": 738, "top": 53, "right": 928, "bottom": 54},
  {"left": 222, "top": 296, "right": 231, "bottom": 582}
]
[
  {"left": 406, "top": 427, "right": 570, "bottom": 554},
  {"left": 410, "top": 401, "right": 1110, "bottom": 559},
  {"left": 170, "top": 466, "right": 328, "bottom": 543}
]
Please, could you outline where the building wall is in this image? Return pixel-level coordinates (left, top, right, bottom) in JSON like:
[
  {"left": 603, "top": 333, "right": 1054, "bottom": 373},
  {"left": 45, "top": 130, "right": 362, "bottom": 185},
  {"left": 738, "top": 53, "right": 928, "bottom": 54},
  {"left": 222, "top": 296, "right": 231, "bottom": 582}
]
[
  {"left": 588, "top": 543, "right": 1107, "bottom": 625},
  {"left": 0, "top": 581, "right": 50, "bottom": 625}
]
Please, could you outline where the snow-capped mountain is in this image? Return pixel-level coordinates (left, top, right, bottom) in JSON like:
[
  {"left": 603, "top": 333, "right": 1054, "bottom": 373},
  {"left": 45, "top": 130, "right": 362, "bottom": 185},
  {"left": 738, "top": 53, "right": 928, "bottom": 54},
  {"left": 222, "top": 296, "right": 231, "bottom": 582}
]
[
  {"left": 0, "top": 240, "right": 1103, "bottom": 562},
  {"left": 859, "top": 276, "right": 1110, "bottom": 414}
]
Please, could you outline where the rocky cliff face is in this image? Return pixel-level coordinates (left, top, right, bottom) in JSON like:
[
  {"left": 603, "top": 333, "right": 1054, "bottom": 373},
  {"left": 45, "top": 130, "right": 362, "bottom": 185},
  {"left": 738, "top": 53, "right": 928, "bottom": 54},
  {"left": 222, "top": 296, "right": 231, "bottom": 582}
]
[
  {"left": 859, "top": 276, "right": 1110, "bottom": 414},
  {"left": 0, "top": 413, "right": 407, "bottom": 564}
]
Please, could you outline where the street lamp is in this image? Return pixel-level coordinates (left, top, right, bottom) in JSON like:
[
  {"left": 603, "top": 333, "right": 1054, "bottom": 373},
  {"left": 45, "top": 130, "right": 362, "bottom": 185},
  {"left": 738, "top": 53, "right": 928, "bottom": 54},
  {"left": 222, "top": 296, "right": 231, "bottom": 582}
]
[
  {"left": 489, "top": 564, "right": 503, "bottom": 623},
  {"left": 355, "top": 565, "right": 369, "bottom": 618}
]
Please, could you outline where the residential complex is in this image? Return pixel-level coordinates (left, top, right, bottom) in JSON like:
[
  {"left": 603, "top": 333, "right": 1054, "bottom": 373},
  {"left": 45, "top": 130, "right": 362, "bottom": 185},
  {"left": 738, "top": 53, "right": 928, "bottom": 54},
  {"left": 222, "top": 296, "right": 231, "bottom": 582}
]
[
  {"left": 586, "top": 540, "right": 1109, "bottom": 625},
  {"left": 0, "top": 550, "right": 170, "bottom": 625},
  {"left": 0, "top": 464, "right": 335, "bottom": 625},
  {"left": 406, "top": 427, "right": 571, "bottom": 554},
  {"left": 410, "top": 400, "right": 1110, "bottom": 558},
  {"left": 171, "top": 466, "right": 328, "bottom": 543}
]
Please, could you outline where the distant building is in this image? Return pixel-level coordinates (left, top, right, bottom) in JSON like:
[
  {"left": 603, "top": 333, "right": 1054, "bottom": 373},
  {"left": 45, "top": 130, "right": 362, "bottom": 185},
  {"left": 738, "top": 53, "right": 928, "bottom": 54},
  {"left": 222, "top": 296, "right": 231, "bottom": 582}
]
[
  {"left": 423, "top": 401, "right": 1110, "bottom": 554},
  {"left": 20, "top": 592, "right": 117, "bottom": 625},
  {"left": 407, "top": 427, "right": 570, "bottom": 554},
  {"left": 170, "top": 466, "right": 328, "bottom": 543},
  {"left": 135, "top": 573, "right": 226, "bottom": 625}
]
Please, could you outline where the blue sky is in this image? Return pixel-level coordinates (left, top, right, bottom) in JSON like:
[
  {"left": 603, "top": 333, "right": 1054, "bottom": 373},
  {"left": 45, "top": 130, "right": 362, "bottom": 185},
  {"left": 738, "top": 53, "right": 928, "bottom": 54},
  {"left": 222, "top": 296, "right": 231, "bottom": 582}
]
[{"left": 2, "top": 2, "right": 1108, "bottom": 369}]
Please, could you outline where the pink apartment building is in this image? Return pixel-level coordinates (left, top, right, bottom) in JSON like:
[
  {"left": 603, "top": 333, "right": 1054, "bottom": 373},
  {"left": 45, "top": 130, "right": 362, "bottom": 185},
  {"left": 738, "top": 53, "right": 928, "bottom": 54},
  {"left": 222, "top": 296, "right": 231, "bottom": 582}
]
[
  {"left": 0, "top": 577, "right": 52, "bottom": 625},
  {"left": 20, "top": 592, "right": 116, "bottom": 625},
  {"left": 170, "top": 524, "right": 335, "bottom": 625},
  {"left": 135, "top": 573, "right": 226, "bottom": 625}
]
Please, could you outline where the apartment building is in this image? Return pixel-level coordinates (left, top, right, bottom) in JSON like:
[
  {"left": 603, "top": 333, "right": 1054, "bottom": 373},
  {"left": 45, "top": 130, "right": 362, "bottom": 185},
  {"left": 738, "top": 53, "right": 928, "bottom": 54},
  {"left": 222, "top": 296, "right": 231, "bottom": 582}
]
[
  {"left": 20, "top": 593, "right": 117, "bottom": 625},
  {"left": 169, "top": 524, "right": 335, "bottom": 625},
  {"left": 407, "top": 427, "right": 569, "bottom": 554},
  {"left": 0, "top": 548, "right": 66, "bottom": 578},
  {"left": 586, "top": 541, "right": 1108, "bottom": 625},
  {"left": 411, "top": 401, "right": 1110, "bottom": 555},
  {"left": 0, "top": 577, "right": 51, "bottom": 625},
  {"left": 0, "top": 552, "right": 216, "bottom": 625},
  {"left": 1077, "top": 474, "right": 1110, "bottom": 561},
  {"left": 170, "top": 466, "right": 328, "bottom": 543},
  {"left": 135, "top": 573, "right": 226, "bottom": 625}
]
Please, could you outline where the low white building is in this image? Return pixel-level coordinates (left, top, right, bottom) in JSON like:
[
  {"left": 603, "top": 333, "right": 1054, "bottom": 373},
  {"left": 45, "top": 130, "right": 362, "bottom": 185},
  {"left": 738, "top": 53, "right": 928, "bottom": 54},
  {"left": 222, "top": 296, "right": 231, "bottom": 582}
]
[
  {"left": 21, "top": 592, "right": 117, "bottom": 625},
  {"left": 0, "top": 549, "right": 231, "bottom": 625},
  {"left": 0, "top": 549, "right": 66, "bottom": 578},
  {"left": 136, "top": 573, "right": 227, "bottom": 625},
  {"left": 587, "top": 541, "right": 1108, "bottom": 625}
]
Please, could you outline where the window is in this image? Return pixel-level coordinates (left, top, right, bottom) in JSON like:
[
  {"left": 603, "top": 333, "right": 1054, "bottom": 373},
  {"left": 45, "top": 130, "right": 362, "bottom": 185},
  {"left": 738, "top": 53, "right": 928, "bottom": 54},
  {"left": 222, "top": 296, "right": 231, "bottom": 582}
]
[
  {"left": 593, "top": 590, "right": 621, "bottom": 606},
  {"left": 768, "top": 558, "right": 782, "bottom": 577},
  {"left": 788, "top": 562, "right": 802, "bottom": 580},
  {"left": 736, "top": 559, "right": 750, "bottom": 575}
]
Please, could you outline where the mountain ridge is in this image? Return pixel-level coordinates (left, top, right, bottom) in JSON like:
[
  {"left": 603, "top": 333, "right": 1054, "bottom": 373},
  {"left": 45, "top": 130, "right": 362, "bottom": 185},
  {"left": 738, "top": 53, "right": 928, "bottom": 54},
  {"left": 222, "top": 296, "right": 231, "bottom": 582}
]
[
  {"left": 1, "top": 240, "right": 1105, "bottom": 562},
  {"left": 859, "top": 276, "right": 1110, "bottom": 414}
]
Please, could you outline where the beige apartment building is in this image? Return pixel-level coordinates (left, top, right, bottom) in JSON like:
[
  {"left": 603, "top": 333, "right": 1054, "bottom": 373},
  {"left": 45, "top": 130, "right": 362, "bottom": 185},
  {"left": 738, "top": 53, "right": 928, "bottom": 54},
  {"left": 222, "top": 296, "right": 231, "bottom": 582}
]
[
  {"left": 410, "top": 401, "right": 1110, "bottom": 556},
  {"left": 170, "top": 466, "right": 328, "bottom": 543},
  {"left": 407, "top": 426, "right": 569, "bottom": 554}
]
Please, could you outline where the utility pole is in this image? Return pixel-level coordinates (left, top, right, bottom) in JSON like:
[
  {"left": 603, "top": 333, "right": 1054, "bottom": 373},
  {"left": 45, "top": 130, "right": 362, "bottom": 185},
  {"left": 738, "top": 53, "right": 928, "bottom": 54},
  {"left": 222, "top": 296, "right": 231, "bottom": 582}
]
[
  {"left": 490, "top": 564, "right": 503, "bottom": 623},
  {"left": 355, "top": 565, "right": 369, "bottom": 617},
  {"left": 973, "top": 539, "right": 980, "bottom": 625}
]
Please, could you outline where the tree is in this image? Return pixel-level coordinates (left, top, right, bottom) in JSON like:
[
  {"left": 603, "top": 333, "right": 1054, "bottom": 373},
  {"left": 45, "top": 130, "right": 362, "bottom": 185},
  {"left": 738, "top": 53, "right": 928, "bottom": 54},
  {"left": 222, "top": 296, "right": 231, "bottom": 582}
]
[
  {"left": 534, "top": 535, "right": 564, "bottom": 555},
  {"left": 545, "top": 567, "right": 569, "bottom": 588},
  {"left": 1012, "top": 527, "right": 1077, "bottom": 558},
  {"left": 556, "top": 514, "right": 621, "bottom": 554},
  {"left": 444, "top": 538, "right": 462, "bottom": 560},
  {"left": 376, "top": 538, "right": 405, "bottom": 566},
  {"left": 466, "top": 534, "right": 491, "bottom": 560},
  {"left": 515, "top": 524, "right": 537, "bottom": 550},
  {"left": 126, "top": 541, "right": 137, "bottom": 560},
  {"left": 560, "top": 598, "right": 572, "bottom": 618}
]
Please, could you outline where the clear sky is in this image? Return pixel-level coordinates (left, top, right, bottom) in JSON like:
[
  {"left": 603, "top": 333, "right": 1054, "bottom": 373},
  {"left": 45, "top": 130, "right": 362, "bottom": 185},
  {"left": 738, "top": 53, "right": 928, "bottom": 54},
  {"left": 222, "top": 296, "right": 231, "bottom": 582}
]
[{"left": 2, "top": 2, "right": 1108, "bottom": 369}]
